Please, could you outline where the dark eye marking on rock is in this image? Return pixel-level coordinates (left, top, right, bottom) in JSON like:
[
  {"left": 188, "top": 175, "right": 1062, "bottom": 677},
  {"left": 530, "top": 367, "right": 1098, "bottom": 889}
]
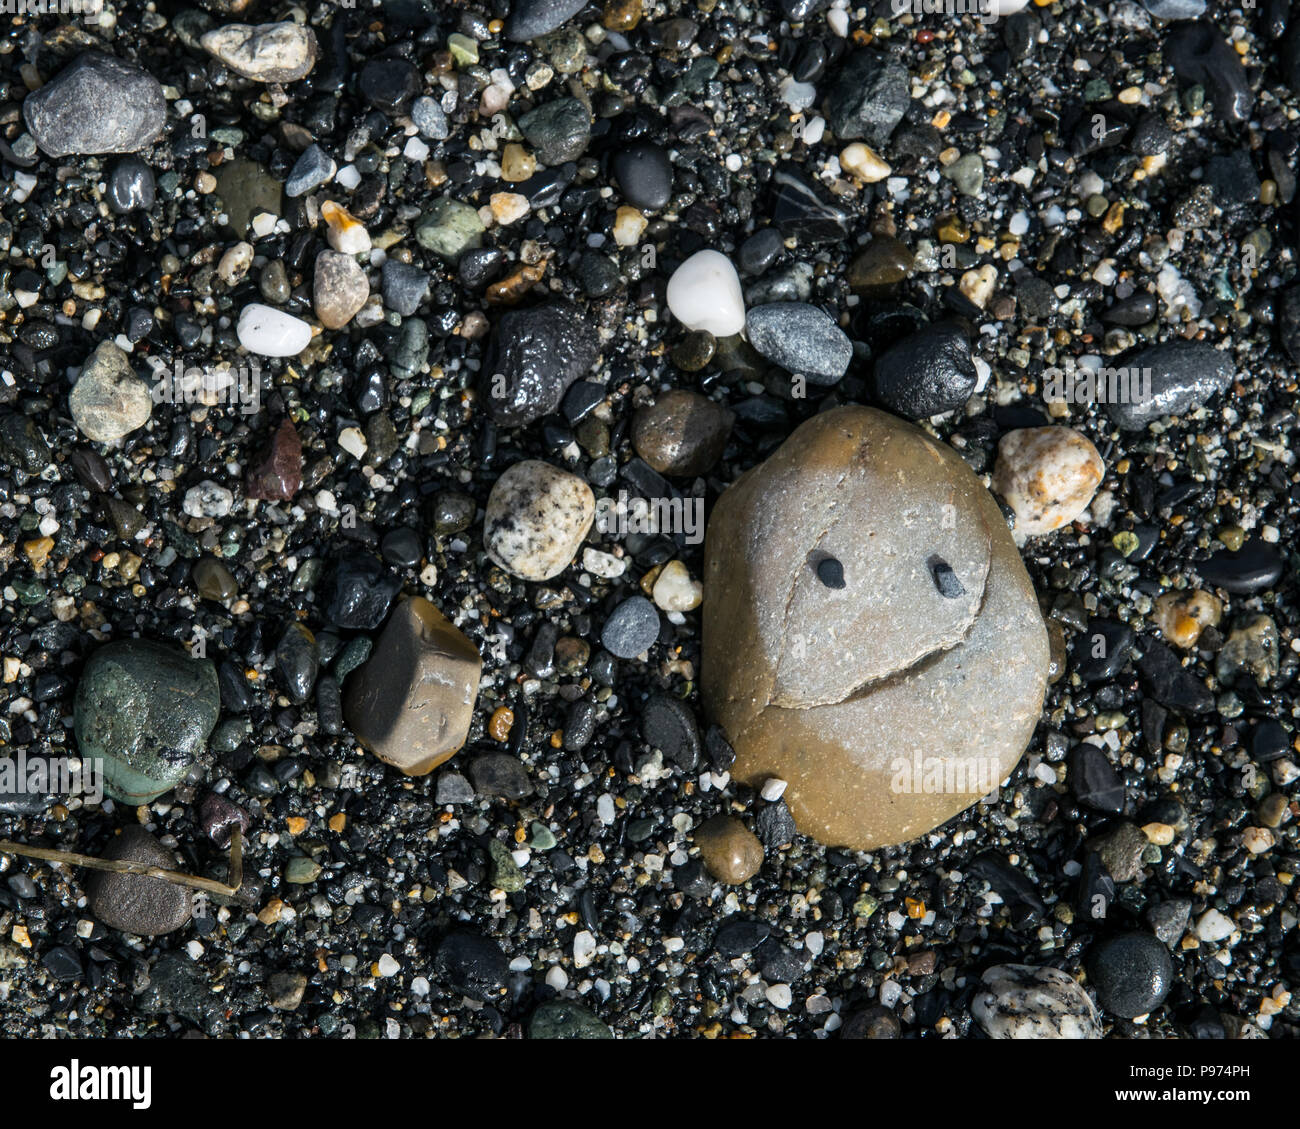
[
  {"left": 813, "top": 555, "right": 845, "bottom": 589},
  {"left": 928, "top": 556, "right": 965, "bottom": 598}
]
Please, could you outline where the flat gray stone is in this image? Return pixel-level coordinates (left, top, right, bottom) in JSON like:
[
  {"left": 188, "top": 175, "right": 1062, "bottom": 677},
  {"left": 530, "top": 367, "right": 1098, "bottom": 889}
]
[{"left": 23, "top": 52, "right": 166, "bottom": 157}]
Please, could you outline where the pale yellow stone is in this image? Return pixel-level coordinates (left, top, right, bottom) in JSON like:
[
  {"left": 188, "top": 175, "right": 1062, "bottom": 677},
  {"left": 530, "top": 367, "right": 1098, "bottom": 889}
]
[
  {"left": 613, "top": 205, "right": 647, "bottom": 247},
  {"left": 490, "top": 192, "right": 530, "bottom": 225},
  {"left": 840, "top": 142, "right": 891, "bottom": 184},
  {"left": 500, "top": 143, "right": 537, "bottom": 183}
]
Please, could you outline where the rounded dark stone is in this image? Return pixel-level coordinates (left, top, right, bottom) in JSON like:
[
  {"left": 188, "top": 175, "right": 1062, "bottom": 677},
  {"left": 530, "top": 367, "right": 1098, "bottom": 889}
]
[
  {"left": 359, "top": 58, "right": 420, "bottom": 111},
  {"left": 86, "top": 826, "right": 193, "bottom": 936},
  {"left": 640, "top": 694, "right": 701, "bottom": 770},
  {"left": 380, "top": 526, "right": 423, "bottom": 568},
  {"left": 106, "top": 156, "right": 156, "bottom": 214},
  {"left": 612, "top": 142, "right": 673, "bottom": 211},
  {"left": 434, "top": 930, "right": 508, "bottom": 1000},
  {"left": 869, "top": 323, "right": 977, "bottom": 418},
  {"left": 1196, "top": 540, "right": 1284, "bottom": 594},
  {"left": 527, "top": 1000, "right": 613, "bottom": 1039},
  {"left": 1088, "top": 932, "right": 1174, "bottom": 1018}
]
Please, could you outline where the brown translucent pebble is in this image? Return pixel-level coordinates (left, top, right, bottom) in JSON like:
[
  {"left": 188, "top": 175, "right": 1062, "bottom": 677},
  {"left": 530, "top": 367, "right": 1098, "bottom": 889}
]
[
  {"left": 246, "top": 419, "right": 302, "bottom": 501},
  {"left": 631, "top": 389, "right": 734, "bottom": 477},
  {"left": 694, "top": 814, "right": 764, "bottom": 884},
  {"left": 847, "top": 235, "right": 915, "bottom": 293},
  {"left": 343, "top": 597, "right": 482, "bottom": 776},
  {"left": 702, "top": 406, "right": 1049, "bottom": 851}
]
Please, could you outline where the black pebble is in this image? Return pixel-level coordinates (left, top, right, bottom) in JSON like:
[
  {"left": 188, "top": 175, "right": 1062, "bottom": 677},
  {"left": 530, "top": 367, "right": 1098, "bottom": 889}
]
[
  {"left": 1088, "top": 932, "right": 1174, "bottom": 1018},
  {"left": 815, "top": 556, "right": 845, "bottom": 589},
  {"left": 928, "top": 557, "right": 964, "bottom": 598}
]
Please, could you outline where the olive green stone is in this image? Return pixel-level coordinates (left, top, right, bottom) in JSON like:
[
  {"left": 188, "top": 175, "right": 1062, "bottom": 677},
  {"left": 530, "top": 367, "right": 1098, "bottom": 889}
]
[
  {"left": 488, "top": 838, "right": 525, "bottom": 892},
  {"left": 847, "top": 235, "right": 915, "bottom": 292},
  {"left": 285, "top": 856, "right": 322, "bottom": 884},
  {"left": 103, "top": 495, "right": 146, "bottom": 539},
  {"left": 215, "top": 158, "right": 282, "bottom": 239},
  {"left": 74, "top": 639, "right": 221, "bottom": 804},
  {"left": 671, "top": 330, "right": 716, "bottom": 372},
  {"left": 702, "top": 406, "right": 1049, "bottom": 851},
  {"left": 415, "top": 197, "right": 484, "bottom": 262},
  {"left": 527, "top": 1000, "right": 614, "bottom": 1039},
  {"left": 192, "top": 556, "right": 237, "bottom": 602}
]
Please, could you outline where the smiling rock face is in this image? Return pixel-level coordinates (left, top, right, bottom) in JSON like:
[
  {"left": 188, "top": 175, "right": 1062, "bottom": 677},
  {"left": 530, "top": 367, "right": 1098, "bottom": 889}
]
[{"left": 702, "top": 406, "right": 1049, "bottom": 850}]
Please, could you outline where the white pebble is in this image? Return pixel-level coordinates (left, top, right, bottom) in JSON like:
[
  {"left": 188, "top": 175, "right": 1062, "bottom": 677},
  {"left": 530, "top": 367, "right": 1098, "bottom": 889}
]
[
  {"left": 237, "top": 303, "right": 312, "bottom": 357},
  {"left": 377, "top": 953, "right": 400, "bottom": 977},
  {"left": 666, "top": 249, "right": 745, "bottom": 337},
  {"left": 338, "top": 426, "right": 368, "bottom": 460},
  {"left": 583, "top": 547, "right": 626, "bottom": 579},
  {"left": 765, "top": 983, "right": 793, "bottom": 1009},
  {"left": 761, "top": 777, "right": 788, "bottom": 801},
  {"left": 1195, "top": 909, "right": 1235, "bottom": 943}
]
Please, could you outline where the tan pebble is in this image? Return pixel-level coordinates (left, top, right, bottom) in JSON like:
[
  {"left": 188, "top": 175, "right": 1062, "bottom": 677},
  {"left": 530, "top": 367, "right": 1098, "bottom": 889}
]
[
  {"left": 694, "top": 814, "right": 764, "bottom": 884},
  {"left": 23, "top": 536, "right": 54, "bottom": 569},
  {"left": 1141, "top": 821, "right": 1175, "bottom": 846},
  {"left": 490, "top": 192, "right": 529, "bottom": 226},
  {"left": 1242, "top": 826, "right": 1275, "bottom": 854},
  {"left": 500, "top": 143, "right": 537, "bottom": 183}
]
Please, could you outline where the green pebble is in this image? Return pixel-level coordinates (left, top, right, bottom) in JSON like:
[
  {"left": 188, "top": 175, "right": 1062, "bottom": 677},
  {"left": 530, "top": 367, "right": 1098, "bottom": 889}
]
[
  {"left": 74, "top": 639, "right": 220, "bottom": 804},
  {"left": 447, "top": 32, "right": 479, "bottom": 65},
  {"left": 1112, "top": 531, "right": 1139, "bottom": 557},
  {"left": 335, "top": 636, "right": 373, "bottom": 683},
  {"left": 285, "top": 856, "right": 322, "bottom": 884},
  {"left": 489, "top": 838, "right": 525, "bottom": 892},
  {"left": 853, "top": 893, "right": 879, "bottom": 919},
  {"left": 528, "top": 821, "right": 557, "bottom": 850},
  {"left": 527, "top": 1000, "right": 614, "bottom": 1039},
  {"left": 415, "top": 197, "right": 484, "bottom": 262}
]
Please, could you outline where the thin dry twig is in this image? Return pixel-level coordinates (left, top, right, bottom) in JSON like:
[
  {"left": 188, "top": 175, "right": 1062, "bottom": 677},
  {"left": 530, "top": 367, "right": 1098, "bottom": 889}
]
[{"left": 0, "top": 827, "right": 244, "bottom": 897}]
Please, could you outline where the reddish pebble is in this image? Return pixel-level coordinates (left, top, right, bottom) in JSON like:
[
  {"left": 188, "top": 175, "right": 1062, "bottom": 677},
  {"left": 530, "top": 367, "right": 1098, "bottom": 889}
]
[{"left": 246, "top": 419, "right": 303, "bottom": 501}]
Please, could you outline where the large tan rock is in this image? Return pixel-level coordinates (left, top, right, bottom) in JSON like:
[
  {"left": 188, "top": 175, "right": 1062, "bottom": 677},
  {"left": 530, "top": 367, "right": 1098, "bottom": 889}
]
[
  {"left": 702, "top": 406, "right": 1049, "bottom": 850},
  {"left": 344, "top": 597, "right": 482, "bottom": 776}
]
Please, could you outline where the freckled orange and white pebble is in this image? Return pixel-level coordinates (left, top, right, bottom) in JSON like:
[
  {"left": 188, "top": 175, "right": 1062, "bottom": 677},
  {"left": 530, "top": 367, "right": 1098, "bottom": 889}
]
[
  {"left": 320, "top": 200, "right": 371, "bottom": 254},
  {"left": 1153, "top": 590, "right": 1221, "bottom": 649},
  {"left": 490, "top": 192, "right": 529, "bottom": 225},
  {"left": 613, "top": 205, "right": 647, "bottom": 246},
  {"left": 992, "top": 426, "right": 1105, "bottom": 539}
]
